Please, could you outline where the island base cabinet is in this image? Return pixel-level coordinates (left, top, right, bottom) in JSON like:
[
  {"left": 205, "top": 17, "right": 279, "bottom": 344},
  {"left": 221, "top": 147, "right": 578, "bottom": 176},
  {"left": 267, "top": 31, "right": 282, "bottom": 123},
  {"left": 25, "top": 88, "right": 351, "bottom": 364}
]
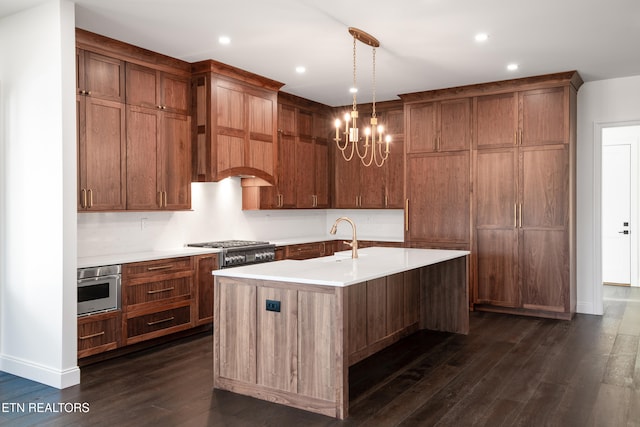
[
  {"left": 213, "top": 255, "right": 468, "bottom": 420},
  {"left": 214, "top": 277, "right": 346, "bottom": 419}
]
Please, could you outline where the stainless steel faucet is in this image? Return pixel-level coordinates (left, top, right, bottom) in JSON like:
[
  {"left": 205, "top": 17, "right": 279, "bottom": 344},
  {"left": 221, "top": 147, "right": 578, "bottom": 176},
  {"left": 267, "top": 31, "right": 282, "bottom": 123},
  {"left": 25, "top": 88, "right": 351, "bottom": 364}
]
[{"left": 329, "top": 216, "right": 358, "bottom": 259}]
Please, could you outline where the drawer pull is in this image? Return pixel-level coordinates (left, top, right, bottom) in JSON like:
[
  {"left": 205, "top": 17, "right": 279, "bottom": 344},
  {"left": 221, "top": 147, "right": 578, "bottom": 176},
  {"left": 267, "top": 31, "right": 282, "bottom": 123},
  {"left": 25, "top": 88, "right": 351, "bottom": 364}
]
[
  {"left": 79, "top": 331, "right": 105, "bottom": 340},
  {"left": 147, "top": 287, "right": 175, "bottom": 295},
  {"left": 146, "top": 265, "right": 174, "bottom": 271},
  {"left": 147, "top": 316, "right": 175, "bottom": 326}
]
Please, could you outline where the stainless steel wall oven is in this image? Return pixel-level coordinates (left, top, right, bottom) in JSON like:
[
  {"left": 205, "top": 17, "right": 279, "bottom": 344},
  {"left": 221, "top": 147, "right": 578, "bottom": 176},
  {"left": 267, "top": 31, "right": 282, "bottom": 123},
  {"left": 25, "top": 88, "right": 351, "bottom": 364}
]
[{"left": 77, "top": 265, "right": 121, "bottom": 316}]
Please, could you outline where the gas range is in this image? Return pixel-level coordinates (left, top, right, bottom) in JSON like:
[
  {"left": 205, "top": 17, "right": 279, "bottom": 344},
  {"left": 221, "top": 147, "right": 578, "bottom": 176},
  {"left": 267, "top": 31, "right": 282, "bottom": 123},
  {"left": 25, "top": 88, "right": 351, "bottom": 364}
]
[{"left": 187, "top": 240, "right": 276, "bottom": 268}]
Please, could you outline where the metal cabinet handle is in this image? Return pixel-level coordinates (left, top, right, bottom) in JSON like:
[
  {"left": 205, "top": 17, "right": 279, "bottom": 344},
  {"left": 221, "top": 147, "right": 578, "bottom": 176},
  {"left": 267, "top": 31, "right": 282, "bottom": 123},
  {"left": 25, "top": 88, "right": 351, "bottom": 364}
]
[
  {"left": 146, "top": 265, "right": 174, "bottom": 271},
  {"left": 79, "top": 331, "right": 105, "bottom": 340},
  {"left": 88, "top": 189, "right": 93, "bottom": 208},
  {"left": 146, "top": 316, "right": 174, "bottom": 326},
  {"left": 147, "top": 287, "right": 175, "bottom": 295},
  {"left": 405, "top": 199, "right": 409, "bottom": 231},
  {"left": 518, "top": 203, "right": 522, "bottom": 228}
]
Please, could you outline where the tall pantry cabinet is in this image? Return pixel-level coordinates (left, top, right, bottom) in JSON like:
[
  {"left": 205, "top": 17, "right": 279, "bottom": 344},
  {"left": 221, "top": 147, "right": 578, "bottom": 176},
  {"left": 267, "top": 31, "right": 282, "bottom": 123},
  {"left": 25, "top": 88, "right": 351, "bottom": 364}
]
[
  {"left": 402, "top": 71, "right": 581, "bottom": 320},
  {"left": 472, "top": 73, "right": 582, "bottom": 319}
]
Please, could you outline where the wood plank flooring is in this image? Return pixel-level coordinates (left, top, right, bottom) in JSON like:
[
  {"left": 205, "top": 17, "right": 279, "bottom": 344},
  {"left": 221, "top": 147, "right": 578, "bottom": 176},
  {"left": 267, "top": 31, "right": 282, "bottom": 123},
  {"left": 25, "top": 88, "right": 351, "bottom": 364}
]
[{"left": 1, "top": 285, "right": 638, "bottom": 426}]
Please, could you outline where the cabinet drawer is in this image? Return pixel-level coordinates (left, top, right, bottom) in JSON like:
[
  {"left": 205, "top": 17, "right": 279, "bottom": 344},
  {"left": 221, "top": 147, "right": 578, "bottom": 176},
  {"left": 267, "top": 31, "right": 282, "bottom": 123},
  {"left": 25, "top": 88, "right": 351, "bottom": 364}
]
[
  {"left": 125, "top": 274, "right": 192, "bottom": 307},
  {"left": 126, "top": 304, "right": 192, "bottom": 343},
  {"left": 284, "top": 242, "right": 328, "bottom": 260},
  {"left": 78, "top": 311, "right": 120, "bottom": 358},
  {"left": 123, "top": 257, "right": 192, "bottom": 278}
]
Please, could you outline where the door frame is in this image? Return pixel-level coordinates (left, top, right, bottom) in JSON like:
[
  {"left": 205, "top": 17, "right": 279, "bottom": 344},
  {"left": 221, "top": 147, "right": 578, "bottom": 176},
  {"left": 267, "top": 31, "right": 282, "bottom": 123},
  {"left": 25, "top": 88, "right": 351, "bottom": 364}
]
[{"left": 594, "top": 120, "right": 640, "bottom": 314}]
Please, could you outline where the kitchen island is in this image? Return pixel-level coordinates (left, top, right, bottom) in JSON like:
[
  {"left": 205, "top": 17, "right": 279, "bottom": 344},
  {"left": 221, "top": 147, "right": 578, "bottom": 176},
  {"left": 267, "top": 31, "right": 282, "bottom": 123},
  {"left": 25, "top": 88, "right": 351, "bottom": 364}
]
[{"left": 212, "top": 247, "right": 469, "bottom": 419}]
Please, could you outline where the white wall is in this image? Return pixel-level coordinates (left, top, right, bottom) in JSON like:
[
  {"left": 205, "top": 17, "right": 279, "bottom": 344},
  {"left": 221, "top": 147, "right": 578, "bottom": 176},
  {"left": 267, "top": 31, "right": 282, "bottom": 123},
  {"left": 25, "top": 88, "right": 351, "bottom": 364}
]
[
  {"left": 577, "top": 75, "right": 640, "bottom": 314},
  {"left": 0, "top": 0, "right": 79, "bottom": 388},
  {"left": 78, "top": 178, "right": 405, "bottom": 257}
]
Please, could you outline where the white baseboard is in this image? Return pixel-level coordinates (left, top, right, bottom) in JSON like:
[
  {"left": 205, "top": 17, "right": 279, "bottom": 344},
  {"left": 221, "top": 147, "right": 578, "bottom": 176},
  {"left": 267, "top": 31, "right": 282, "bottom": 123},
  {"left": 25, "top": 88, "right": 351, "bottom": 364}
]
[{"left": 0, "top": 354, "right": 80, "bottom": 389}]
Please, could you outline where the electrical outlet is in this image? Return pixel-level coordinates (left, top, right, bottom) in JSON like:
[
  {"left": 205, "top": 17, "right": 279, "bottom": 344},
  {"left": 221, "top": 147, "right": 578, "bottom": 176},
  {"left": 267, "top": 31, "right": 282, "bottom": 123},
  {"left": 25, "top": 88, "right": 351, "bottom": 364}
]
[
  {"left": 140, "top": 217, "right": 148, "bottom": 230},
  {"left": 266, "top": 299, "right": 281, "bottom": 312}
]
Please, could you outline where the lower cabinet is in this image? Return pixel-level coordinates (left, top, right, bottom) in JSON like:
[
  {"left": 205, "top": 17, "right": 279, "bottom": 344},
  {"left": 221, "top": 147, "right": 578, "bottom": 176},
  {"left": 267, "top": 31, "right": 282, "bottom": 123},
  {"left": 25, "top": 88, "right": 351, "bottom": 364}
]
[
  {"left": 125, "top": 302, "right": 193, "bottom": 345},
  {"left": 346, "top": 271, "right": 420, "bottom": 365},
  {"left": 77, "top": 310, "right": 121, "bottom": 358},
  {"left": 78, "top": 254, "right": 219, "bottom": 359},
  {"left": 283, "top": 241, "right": 333, "bottom": 260},
  {"left": 121, "top": 256, "right": 195, "bottom": 345}
]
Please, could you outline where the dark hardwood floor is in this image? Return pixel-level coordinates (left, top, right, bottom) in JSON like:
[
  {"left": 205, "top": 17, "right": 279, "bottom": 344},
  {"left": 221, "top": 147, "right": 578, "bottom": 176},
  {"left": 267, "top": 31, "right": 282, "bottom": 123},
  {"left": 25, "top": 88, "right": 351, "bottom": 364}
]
[{"left": 1, "top": 285, "right": 638, "bottom": 427}]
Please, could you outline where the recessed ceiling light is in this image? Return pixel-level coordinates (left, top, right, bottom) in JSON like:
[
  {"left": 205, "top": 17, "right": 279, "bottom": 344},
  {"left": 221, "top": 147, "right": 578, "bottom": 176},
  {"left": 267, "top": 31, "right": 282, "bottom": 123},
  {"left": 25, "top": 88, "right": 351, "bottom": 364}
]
[
  {"left": 507, "top": 63, "right": 519, "bottom": 71},
  {"left": 349, "top": 87, "right": 358, "bottom": 94},
  {"left": 295, "top": 66, "right": 306, "bottom": 74},
  {"left": 218, "top": 36, "right": 231, "bottom": 45},
  {"left": 475, "top": 33, "right": 489, "bottom": 42}
]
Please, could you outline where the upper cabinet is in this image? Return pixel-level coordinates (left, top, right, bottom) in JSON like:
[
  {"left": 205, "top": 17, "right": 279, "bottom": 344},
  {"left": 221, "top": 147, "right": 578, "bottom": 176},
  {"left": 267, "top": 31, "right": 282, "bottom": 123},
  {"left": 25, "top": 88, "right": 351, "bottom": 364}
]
[
  {"left": 191, "top": 60, "right": 284, "bottom": 184},
  {"left": 126, "top": 63, "right": 190, "bottom": 115},
  {"left": 406, "top": 98, "right": 471, "bottom": 153},
  {"left": 76, "top": 29, "right": 192, "bottom": 211},
  {"left": 76, "top": 48, "right": 127, "bottom": 211},
  {"left": 241, "top": 93, "right": 332, "bottom": 210},
  {"left": 333, "top": 101, "right": 405, "bottom": 209}
]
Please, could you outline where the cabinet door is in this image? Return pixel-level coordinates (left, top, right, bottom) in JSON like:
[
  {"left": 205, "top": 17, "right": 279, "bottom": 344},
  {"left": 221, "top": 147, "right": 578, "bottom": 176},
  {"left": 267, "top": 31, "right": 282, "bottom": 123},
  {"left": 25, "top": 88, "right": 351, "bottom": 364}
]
[
  {"left": 256, "top": 286, "right": 298, "bottom": 392},
  {"left": 475, "top": 93, "right": 518, "bottom": 149},
  {"left": 247, "top": 92, "right": 276, "bottom": 177},
  {"left": 383, "top": 107, "right": 405, "bottom": 208},
  {"left": 126, "top": 106, "right": 160, "bottom": 210},
  {"left": 439, "top": 98, "right": 471, "bottom": 151},
  {"left": 519, "top": 87, "right": 567, "bottom": 146},
  {"left": 314, "top": 139, "right": 330, "bottom": 208},
  {"left": 519, "top": 145, "right": 569, "bottom": 312},
  {"left": 296, "top": 135, "right": 316, "bottom": 208},
  {"left": 126, "top": 63, "right": 159, "bottom": 109},
  {"left": 160, "top": 72, "right": 190, "bottom": 115},
  {"left": 161, "top": 112, "right": 191, "bottom": 210},
  {"left": 474, "top": 148, "right": 519, "bottom": 306},
  {"left": 78, "top": 97, "right": 126, "bottom": 210},
  {"left": 217, "top": 279, "right": 257, "bottom": 383},
  {"left": 276, "top": 104, "right": 297, "bottom": 208},
  {"left": 406, "top": 152, "right": 470, "bottom": 244},
  {"left": 406, "top": 102, "right": 437, "bottom": 153},
  {"left": 313, "top": 110, "right": 331, "bottom": 208},
  {"left": 359, "top": 155, "right": 386, "bottom": 208},
  {"left": 333, "top": 150, "right": 361, "bottom": 208},
  {"left": 77, "top": 50, "right": 125, "bottom": 102},
  {"left": 194, "top": 254, "right": 217, "bottom": 325}
]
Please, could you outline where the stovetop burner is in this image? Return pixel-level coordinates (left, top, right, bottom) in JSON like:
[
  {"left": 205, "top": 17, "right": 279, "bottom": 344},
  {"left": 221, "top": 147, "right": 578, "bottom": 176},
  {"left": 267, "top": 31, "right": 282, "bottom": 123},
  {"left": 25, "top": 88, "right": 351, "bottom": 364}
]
[
  {"left": 187, "top": 240, "right": 276, "bottom": 268},
  {"left": 187, "top": 240, "right": 270, "bottom": 249}
]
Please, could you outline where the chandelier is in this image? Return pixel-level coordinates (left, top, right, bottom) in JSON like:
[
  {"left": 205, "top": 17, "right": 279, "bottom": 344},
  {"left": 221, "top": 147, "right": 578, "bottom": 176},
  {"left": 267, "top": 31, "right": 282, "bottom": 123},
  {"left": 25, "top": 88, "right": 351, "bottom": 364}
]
[{"left": 334, "top": 27, "right": 391, "bottom": 167}]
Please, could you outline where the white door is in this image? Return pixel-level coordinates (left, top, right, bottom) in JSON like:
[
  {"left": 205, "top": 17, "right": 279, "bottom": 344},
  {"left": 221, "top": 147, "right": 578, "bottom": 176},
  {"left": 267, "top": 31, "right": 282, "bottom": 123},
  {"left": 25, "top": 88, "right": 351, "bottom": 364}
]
[{"left": 602, "top": 143, "right": 631, "bottom": 284}]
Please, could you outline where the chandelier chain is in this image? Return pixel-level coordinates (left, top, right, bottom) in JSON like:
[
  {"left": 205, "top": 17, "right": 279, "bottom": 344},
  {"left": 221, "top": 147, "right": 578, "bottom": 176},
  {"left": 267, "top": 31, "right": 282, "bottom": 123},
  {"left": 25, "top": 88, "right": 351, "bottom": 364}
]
[
  {"left": 352, "top": 35, "right": 357, "bottom": 111},
  {"left": 372, "top": 47, "right": 377, "bottom": 118}
]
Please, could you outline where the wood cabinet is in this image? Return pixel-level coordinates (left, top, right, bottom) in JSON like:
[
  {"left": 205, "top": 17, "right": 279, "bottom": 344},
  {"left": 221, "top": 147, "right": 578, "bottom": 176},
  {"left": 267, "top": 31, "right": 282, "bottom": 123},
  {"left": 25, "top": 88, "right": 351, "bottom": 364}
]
[
  {"left": 126, "top": 106, "right": 191, "bottom": 210},
  {"left": 241, "top": 93, "right": 331, "bottom": 210},
  {"left": 76, "top": 48, "right": 126, "bottom": 211},
  {"left": 283, "top": 241, "right": 333, "bottom": 260},
  {"left": 122, "top": 257, "right": 195, "bottom": 345},
  {"left": 193, "top": 253, "right": 218, "bottom": 325},
  {"left": 333, "top": 102, "right": 404, "bottom": 208},
  {"left": 76, "top": 29, "right": 192, "bottom": 212},
  {"left": 215, "top": 277, "right": 337, "bottom": 403},
  {"left": 77, "top": 310, "right": 121, "bottom": 358},
  {"left": 471, "top": 73, "right": 581, "bottom": 319},
  {"left": 125, "top": 63, "right": 190, "bottom": 115},
  {"left": 191, "top": 60, "right": 284, "bottom": 184},
  {"left": 346, "top": 271, "right": 419, "bottom": 365},
  {"left": 406, "top": 98, "right": 471, "bottom": 153},
  {"left": 405, "top": 151, "right": 471, "bottom": 248}
]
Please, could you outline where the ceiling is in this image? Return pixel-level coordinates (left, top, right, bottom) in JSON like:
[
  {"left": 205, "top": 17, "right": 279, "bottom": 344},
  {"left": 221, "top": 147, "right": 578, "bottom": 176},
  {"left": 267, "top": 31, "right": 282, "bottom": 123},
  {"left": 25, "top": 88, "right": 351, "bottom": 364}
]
[{"left": 2, "top": 0, "right": 640, "bottom": 106}]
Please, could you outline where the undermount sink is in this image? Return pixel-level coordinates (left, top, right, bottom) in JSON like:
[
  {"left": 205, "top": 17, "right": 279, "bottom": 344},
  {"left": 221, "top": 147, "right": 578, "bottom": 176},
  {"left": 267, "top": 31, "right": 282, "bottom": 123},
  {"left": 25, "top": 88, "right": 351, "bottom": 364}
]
[{"left": 317, "top": 252, "right": 368, "bottom": 262}]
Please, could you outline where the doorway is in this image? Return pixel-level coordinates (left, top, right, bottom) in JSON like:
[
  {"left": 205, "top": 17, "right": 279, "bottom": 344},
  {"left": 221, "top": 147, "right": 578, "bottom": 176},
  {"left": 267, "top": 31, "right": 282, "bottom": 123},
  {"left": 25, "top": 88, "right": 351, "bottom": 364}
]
[{"left": 601, "top": 124, "right": 640, "bottom": 288}]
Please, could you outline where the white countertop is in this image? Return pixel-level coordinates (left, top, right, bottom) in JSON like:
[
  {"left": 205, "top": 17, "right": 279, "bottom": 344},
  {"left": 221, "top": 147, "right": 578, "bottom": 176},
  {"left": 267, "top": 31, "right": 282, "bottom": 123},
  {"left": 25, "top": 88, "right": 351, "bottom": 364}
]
[
  {"left": 77, "top": 247, "right": 221, "bottom": 269},
  {"left": 77, "top": 237, "right": 404, "bottom": 268},
  {"left": 213, "top": 247, "right": 470, "bottom": 287}
]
